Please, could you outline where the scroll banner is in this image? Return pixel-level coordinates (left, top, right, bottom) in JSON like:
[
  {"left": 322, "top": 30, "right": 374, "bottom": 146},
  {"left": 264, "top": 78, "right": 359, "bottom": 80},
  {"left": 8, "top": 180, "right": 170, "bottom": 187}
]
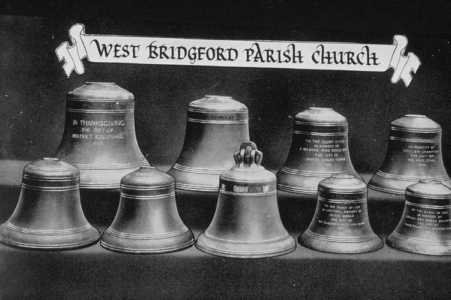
[{"left": 56, "top": 24, "right": 420, "bottom": 87}]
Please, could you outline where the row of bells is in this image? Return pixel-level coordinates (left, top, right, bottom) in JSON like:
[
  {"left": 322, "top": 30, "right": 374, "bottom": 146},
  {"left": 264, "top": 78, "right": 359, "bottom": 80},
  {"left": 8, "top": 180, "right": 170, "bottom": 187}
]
[
  {"left": 1, "top": 82, "right": 451, "bottom": 257},
  {"left": 51, "top": 82, "right": 450, "bottom": 194},
  {"left": 1, "top": 145, "right": 451, "bottom": 257}
]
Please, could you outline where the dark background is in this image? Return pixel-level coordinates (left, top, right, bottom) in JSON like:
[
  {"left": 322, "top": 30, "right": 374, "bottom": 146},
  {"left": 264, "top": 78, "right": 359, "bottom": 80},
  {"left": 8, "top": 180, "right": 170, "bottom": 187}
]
[
  {"left": 1, "top": 1, "right": 451, "bottom": 172},
  {"left": 1, "top": 2, "right": 451, "bottom": 299}
]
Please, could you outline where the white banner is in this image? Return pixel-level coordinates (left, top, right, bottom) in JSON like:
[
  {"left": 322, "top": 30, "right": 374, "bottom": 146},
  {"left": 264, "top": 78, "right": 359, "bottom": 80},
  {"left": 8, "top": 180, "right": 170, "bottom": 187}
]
[{"left": 56, "top": 24, "right": 420, "bottom": 87}]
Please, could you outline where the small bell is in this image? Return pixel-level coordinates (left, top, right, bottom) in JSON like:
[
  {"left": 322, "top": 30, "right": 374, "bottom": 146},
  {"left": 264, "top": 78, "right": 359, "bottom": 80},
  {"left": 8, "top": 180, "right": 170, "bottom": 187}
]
[
  {"left": 369, "top": 114, "right": 451, "bottom": 194},
  {"left": 387, "top": 180, "right": 451, "bottom": 255},
  {"left": 277, "top": 107, "right": 362, "bottom": 195},
  {"left": 168, "top": 95, "right": 249, "bottom": 192},
  {"left": 0, "top": 158, "right": 100, "bottom": 249},
  {"left": 299, "top": 174, "right": 383, "bottom": 254},
  {"left": 101, "top": 166, "right": 194, "bottom": 254},
  {"left": 196, "top": 142, "right": 296, "bottom": 258}
]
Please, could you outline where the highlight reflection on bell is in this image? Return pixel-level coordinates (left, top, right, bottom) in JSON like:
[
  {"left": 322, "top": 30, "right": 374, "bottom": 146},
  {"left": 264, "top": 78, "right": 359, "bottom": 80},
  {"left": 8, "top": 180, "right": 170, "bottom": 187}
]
[
  {"left": 299, "top": 174, "right": 383, "bottom": 254},
  {"left": 101, "top": 166, "right": 194, "bottom": 254},
  {"left": 55, "top": 82, "right": 149, "bottom": 189},
  {"left": 168, "top": 95, "right": 249, "bottom": 192},
  {"left": 0, "top": 158, "right": 100, "bottom": 249},
  {"left": 369, "top": 115, "right": 451, "bottom": 194},
  {"left": 387, "top": 180, "right": 451, "bottom": 255},
  {"left": 196, "top": 142, "right": 296, "bottom": 258},
  {"left": 277, "top": 107, "right": 362, "bottom": 195}
]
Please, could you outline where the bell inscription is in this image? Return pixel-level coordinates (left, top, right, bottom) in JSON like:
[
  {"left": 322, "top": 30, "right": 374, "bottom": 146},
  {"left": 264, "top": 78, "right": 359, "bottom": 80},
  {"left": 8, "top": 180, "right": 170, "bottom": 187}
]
[
  {"left": 316, "top": 201, "right": 365, "bottom": 228},
  {"left": 277, "top": 107, "right": 362, "bottom": 195},
  {"left": 387, "top": 180, "right": 451, "bottom": 255},
  {"left": 55, "top": 82, "right": 149, "bottom": 189}
]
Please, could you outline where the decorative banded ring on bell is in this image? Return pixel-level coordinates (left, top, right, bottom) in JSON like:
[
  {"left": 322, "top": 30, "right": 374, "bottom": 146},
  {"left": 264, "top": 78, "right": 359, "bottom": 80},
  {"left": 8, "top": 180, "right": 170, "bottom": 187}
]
[
  {"left": 101, "top": 166, "right": 194, "bottom": 254},
  {"left": 0, "top": 158, "right": 100, "bottom": 249},
  {"left": 277, "top": 107, "right": 362, "bottom": 195},
  {"left": 196, "top": 141, "right": 296, "bottom": 258},
  {"left": 369, "top": 115, "right": 451, "bottom": 194},
  {"left": 299, "top": 174, "right": 383, "bottom": 254},
  {"left": 54, "top": 82, "right": 149, "bottom": 189},
  {"left": 387, "top": 180, "right": 451, "bottom": 255},
  {"left": 168, "top": 95, "right": 249, "bottom": 192}
]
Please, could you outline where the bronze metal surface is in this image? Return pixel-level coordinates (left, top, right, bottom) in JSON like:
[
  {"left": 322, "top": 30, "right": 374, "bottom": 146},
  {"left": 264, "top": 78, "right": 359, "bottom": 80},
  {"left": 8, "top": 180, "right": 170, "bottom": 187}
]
[
  {"left": 54, "top": 82, "right": 149, "bottom": 189},
  {"left": 369, "top": 114, "right": 451, "bottom": 194},
  {"left": 167, "top": 95, "right": 249, "bottom": 192},
  {"left": 101, "top": 166, "right": 194, "bottom": 254},
  {"left": 299, "top": 174, "right": 383, "bottom": 254},
  {"left": 0, "top": 158, "right": 100, "bottom": 249},
  {"left": 277, "top": 107, "right": 362, "bottom": 195},
  {"left": 196, "top": 142, "right": 296, "bottom": 258},
  {"left": 386, "top": 180, "right": 451, "bottom": 255}
]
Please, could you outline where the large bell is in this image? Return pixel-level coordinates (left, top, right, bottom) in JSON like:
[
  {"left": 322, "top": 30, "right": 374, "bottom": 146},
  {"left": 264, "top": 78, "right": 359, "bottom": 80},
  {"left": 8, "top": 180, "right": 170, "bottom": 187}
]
[
  {"left": 54, "top": 82, "right": 149, "bottom": 189},
  {"left": 0, "top": 158, "right": 100, "bottom": 249},
  {"left": 277, "top": 107, "right": 362, "bottom": 195},
  {"left": 387, "top": 180, "right": 451, "bottom": 255},
  {"left": 101, "top": 166, "right": 194, "bottom": 254},
  {"left": 196, "top": 142, "right": 296, "bottom": 258},
  {"left": 369, "top": 114, "right": 451, "bottom": 194},
  {"left": 167, "top": 95, "right": 249, "bottom": 192},
  {"left": 299, "top": 174, "right": 383, "bottom": 254}
]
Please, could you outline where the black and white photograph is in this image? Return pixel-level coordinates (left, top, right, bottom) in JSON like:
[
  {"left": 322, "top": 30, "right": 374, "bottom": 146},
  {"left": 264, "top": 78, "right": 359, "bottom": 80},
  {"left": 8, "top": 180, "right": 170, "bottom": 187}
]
[{"left": 1, "top": 1, "right": 451, "bottom": 299}]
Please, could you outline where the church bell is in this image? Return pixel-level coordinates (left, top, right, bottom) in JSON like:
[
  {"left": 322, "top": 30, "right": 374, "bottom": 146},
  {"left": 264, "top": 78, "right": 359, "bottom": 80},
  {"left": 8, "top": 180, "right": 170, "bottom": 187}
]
[
  {"left": 387, "top": 180, "right": 451, "bottom": 255},
  {"left": 196, "top": 142, "right": 296, "bottom": 258},
  {"left": 299, "top": 174, "right": 383, "bottom": 254},
  {"left": 101, "top": 166, "right": 194, "bottom": 254},
  {"left": 369, "top": 114, "right": 451, "bottom": 194},
  {"left": 54, "top": 82, "right": 149, "bottom": 189},
  {"left": 167, "top": 95, "right": 249, "bottom": 192},
  {"left": 277, "top": 107, "right": 362, "bottom": 195},
  {"left": 0, "top": 158, "right": 100, "bottom": 249}
]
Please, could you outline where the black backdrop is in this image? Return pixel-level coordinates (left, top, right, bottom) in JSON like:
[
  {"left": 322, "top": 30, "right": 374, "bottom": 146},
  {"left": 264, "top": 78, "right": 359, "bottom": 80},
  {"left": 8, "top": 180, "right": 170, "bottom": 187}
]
[
  {"left": 2, "top": 2, "right": 451, "bottom": 299},
  {"left": 1, "top": 2, "right": 451, "bottom": 173}
]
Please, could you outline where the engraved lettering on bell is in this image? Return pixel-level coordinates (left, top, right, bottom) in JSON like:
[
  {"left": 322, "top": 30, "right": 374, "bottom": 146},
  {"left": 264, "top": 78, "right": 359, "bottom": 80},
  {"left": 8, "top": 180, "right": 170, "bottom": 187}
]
[
  {"left": 369, "top": 115, "right": 451, "bottom": 195},
  {"left": 196, "top": 141, "right": 296, "bottom": 258},
  {"left": 299, "top": 174, "right": 383, "bottom": 254},
  {"left": 54, "top": 82, "right": 149, "bottom": 189},
  {"left": 277, "top": 107, "right": 362, "bottom": 195}
]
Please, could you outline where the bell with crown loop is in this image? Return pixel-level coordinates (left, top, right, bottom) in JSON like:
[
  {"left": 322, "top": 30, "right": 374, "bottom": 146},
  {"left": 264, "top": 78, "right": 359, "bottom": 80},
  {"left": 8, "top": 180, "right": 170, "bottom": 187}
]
[{"left": 196, "top": 141, "right": 296, "bottom": 258}]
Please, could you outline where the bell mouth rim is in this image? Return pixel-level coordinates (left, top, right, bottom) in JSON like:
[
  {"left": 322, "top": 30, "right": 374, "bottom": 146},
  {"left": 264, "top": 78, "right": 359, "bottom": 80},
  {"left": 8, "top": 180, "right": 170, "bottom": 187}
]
[{"left": 419, "top": 179, "right": 443, "bottom": 184}]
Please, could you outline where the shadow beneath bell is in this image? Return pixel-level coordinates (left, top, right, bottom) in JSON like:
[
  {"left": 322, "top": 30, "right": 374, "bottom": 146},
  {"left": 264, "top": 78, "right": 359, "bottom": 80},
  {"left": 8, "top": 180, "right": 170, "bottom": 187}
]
[
  {"left": 277, "top": 191, "right": 318, "bottom": 235},
  {"left": 79, "top": 188, "right": 121, "bottom": 228},
  {"left": 367, "top": 201, "right": 405, "bottom": 239},
  {"left": 175, "top": 190, "right": 218, "bottom": 231}
]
